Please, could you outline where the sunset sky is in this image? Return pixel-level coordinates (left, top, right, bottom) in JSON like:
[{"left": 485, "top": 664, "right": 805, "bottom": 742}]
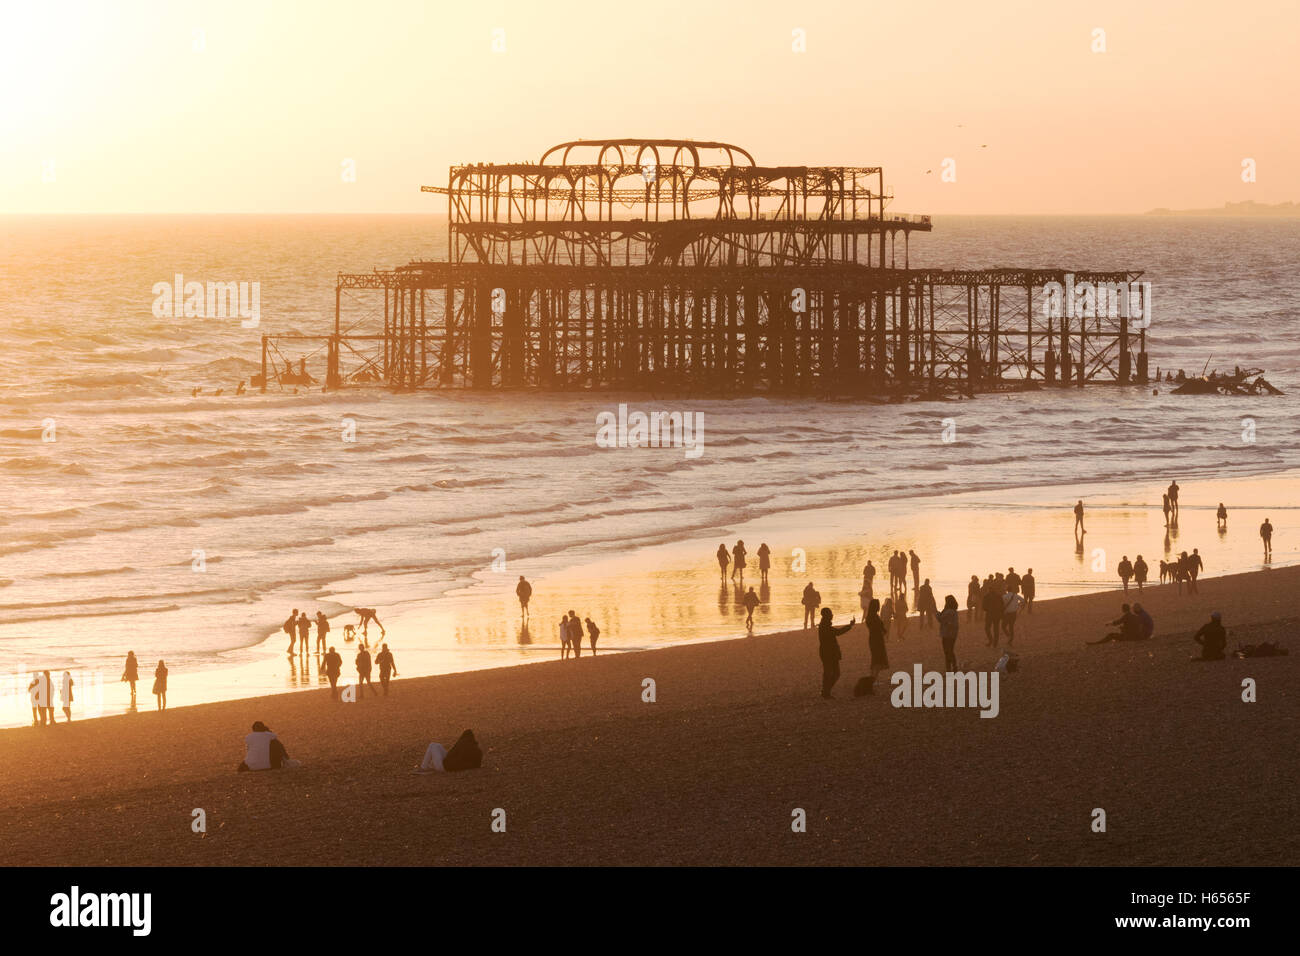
[{"left": 3, "top": 0, "right": 1296, "bottom": 214}]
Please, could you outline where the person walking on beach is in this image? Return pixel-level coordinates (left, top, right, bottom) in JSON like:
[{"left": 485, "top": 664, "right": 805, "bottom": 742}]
[
  {"left": 966, "top": 575, "right": 981, "bottom": 622},
  {"left": 584, "top": 617, "right": 600, "bottom": 654},
  {"left": 865, "top": 598, "right": 888, "bottom": 676},
  {"left": 917, "top": 579, "right": 937, "bottom": 630},
  {"left": 1001, "top": 589, "right": 1024, "bottom": 645},
  {"left": 1133, "top": 555, "right": 1148, "bottom": 592},
  {"left": 880, "top": 596, "right": 894, "bottom": 640},
  {"left": 742, "top": 586, "right": 760, "bottom": 630},
  {"left": 1006, "top": 567, "right": 1021, "bottom": 594},
  {"left": 1162, "top": 493, "right": 1171, "bottom": 527},
  {"left": 816, "top": 607, "right": 855, "bottom": 699},
  {"left": 801, "top": 582, "right": 820, "bottom": 629},
  {"left": 28, "top": 672, "right": 48, "bottom": 727},
  {"left": 863, "top": 559, "right": 876, "bottom": 599},
  {"left": 936, "top": 594, "right": 960, "bottom": 671},
  {"left": 376, "top": 644, "right": 398, "bottom": 695},
  {"left": 284, "top": 609, "right": 299, "bottom": 654},
  {"left": 716, "top": 543, "right": 730, "bottom": 582},
  {"left": 894, "top": 591, "right": 910, "bottom": 640},
  {"left": 60, "top": 671, "right": 74, "bottom": 722},
  {"left": 1022, "top": 568, "right": 1036, "bottom": 613},
  {"left": 559, "top": 615, "right": 572, "bottom": 659},
  {"left": 1217, "top": 503, "right": 1228, "bottom": 531},
  {"left": 314, "top": 611, "right": 330, "bottom": 653},
  {"left": 1118, "top": 555, "right": 1133, "bottom": 591},
  {"left": 355, "top": 607, "right": 385, "bottom": 638},
  {"left": 355, "top": 645, "right": 378, "bottom": 696},
  {"left": 1188, "top": 548, "right": 1204, "bottom": 590},
  {"left": 731, "top": 540, "right": 747, "bottom": 582},
  {"left": 152, "top": 660, "right": 168, "bottom": 711},
  {"left": 982, "top": 586, "right": 1003, "bottom": 647},
  {"left": 1193, "top": 612, "right": 1227, "bottom": 661},
  {"left": 296, "top": 612, "right": 311, "bottom": 654},
  {"left": 324, "top": 646, "right": 343, "bottom": 699},
  {"left": 1167, "top": 480, "right": 1180, "bottom": 519},
  {"left": 1260, "top": 518, "right": 1273, "bottom": 559},
  {"left": 516, "top": 576, "right": 532, "bottom": 619},
  {"left": 757, "top": 543, "right": 771, "bottom": 584},
  {"left": 909, "top": 550, "right": 921, "bottom": 593},
  {"left": 859, "top": 575, "right": 873, "bottom": 618},
  {"left": 1073, "top": 499, "right": 1086, "bottom": 535},
  {"left": 122, "top": 651, "right": 139, "bottom": 703},
  {"left": 568, "top": 611, "right": 583, "bottom": 658}
]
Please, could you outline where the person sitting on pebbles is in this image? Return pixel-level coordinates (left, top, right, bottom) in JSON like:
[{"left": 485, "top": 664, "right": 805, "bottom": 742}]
[{"left": 237, "top": 721, "right": 300, "bottom": 771}]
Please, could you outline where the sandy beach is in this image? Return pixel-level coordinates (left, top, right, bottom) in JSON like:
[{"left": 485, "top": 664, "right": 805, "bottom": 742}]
[{"left": 2, "top": 563, "right": 1294, "bottom": 867}]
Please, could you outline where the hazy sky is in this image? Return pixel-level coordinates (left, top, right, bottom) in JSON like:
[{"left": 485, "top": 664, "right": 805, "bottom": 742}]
[{"left": 3, "top": 0, "right": 1296, "bottom": 214}]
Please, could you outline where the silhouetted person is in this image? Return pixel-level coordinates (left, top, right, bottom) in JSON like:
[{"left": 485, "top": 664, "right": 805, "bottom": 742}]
[
  {"left": 1260, "top": 518, "right": 1273, "bottom": 558},
  {"left": 1133, "top": 555, "right": 1147, "bottom": 591},
  {"left": 966, "top": 575, "right": 981, "bottom": 622},
  {"left": 376, "top": 644, "right": 398, "bottom": 694},
  {"left": 716, "top": 543, "right": 730, "bottom": 581},
  {"left": 122, "top": 651, "right": 139, "bottom": 703},
  {"left": 894, "top": 591, "right": 910, "bottom": 640},
  {"left": 1073, "top": 499, "right": 1086, "bottom": 534},
  {"left": 1118, "top": 555, "right": 1133, "bottom": 591},
  {"left": 865, "top": 598, "right": 888, "bottom": 675},
  {"left": 315, "top": 611, "right": 330, "bottom": 652},
  {"left": 1022, "top": 568, "right": 1036, "bottom": 613},
  {"left": 1162, "top": 493, "right": 1171, "bottom": 527},
  {"left": 28, "top": 672, "right": 48, "bottom": 727},
  {"left": 816, "top": 607, "right": 854, "bottom": 699},
  {"left": 60, "top": 671, "right": 74, "bottom": 722},
  {"left": 862, "top": 560, "right": 876, "bottom": 603},
  {"left": 731, "top": 540, "right": 747, "bottom": 582},
  {"left": 1193, "top": 612, "right": 1227, "bottom": 660},
  {"left": 568, "top": 611, "right": 583, "bottom": 658},
  {"left": 559, "top": 615, "right": 572, "bottom": 659},
  {"left": 1132, "top": 602, "right": 1154, "bottom": 639},
  {"left": 1167, "top": 480, "right": 1180, "bottom": 518},
  {"left": 1090, "top": 603, "right": 1142, "bottom": 643},
  {"left": 296, "top": 612, "right": 310, "bottom": 656},
  {"left": 516, "top": 576, "right": 532, "bottom": 618},
  {"left": 742, "top": 586, "right": 760, "bottom": 629},
  {"left": 584, "top": 617, "right": 600, "bottom": 654},
  {"left": 917, "top": 579, "right": 937, "bottom": 629},
  {"left": 355, "top": 607, "right": 385, "bottom": 638},
  {"left": 324, "top": 646, "right": 343, "bottom": 699},
  {"left": 1005, "top": 567, "right": 1021, "bottom": 594},
  {"left": 1001, "top": 589, "right": 1024, "bottom": 644},
  {"left": 153, "top": 660, "right": 168, "bottom": 711},
  {"left": 982, "top": 586, "right": 1002, "bottom": 647},
  {"left": 880, "top": 596, "right": 894, "bottom": 640},
  {"left": 356, "top": 646, "right": 378, "bottom": 696},
  {"left": 1188, "top": 548, "right": 1203, "bottom": 589},
  {"left": 909, "top": 549, "right": 920, "bottom": 592},
  {"left": 757, "top": 543, "right": 771, "bottom": 584},
  {"left": 936, "top": 594, "right": 959, "bottom": 671},
  {"left": 801, "top": 582, "right": 820, "bottom": 629},
  {"left": 1216, "top": 503, "right": 1227, "bottom": 531},
  {"left": 284, "top": 608, "right": 299, "bottom": 653}
]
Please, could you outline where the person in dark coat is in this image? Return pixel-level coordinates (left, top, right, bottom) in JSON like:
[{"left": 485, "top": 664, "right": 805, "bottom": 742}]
[
  {"left": 324, "top": 646, "right": 343, "bottom": 700},
  {"left": 376, "top": 644, "right": 398, "bottom": 695},
  {"left": 1193, "top": 612, "right": 1227, "bottom": 660},
  {"left": 817, "top": 607, "right": 855, "bottom": 699},
  {"left": 865, "top": 598, "right": 888, "bottom": 675},
  {"left": 122, "top": 651, "right": 139, "bottom": 703},
  {"left": 936, "top": 594, "right": 960, "bottom": 671}
]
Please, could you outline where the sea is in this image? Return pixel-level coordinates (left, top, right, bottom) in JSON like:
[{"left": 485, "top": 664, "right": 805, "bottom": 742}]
[{"left": 2, "top": 214, "right": 1297, "bottom": 722}]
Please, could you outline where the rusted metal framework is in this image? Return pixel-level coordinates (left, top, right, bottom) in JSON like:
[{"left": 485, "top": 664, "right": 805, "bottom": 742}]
[{"left": 259, "top": 139, "right": 1147, "bottom": 395}]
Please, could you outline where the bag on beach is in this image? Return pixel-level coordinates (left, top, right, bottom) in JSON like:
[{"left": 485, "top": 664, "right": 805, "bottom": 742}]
[{"left": 443, "top": 729, "right": 483, "bottom": 772}]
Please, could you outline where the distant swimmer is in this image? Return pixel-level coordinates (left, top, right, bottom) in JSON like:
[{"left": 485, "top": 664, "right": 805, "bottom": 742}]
[
  {"left": 1073, "top": 499, "right": 1086, "bottom": 535},
  {"left": 1192, "top": 612, "right": 1227, "bottom": 661},
  {"left": 516, "top": 576, "right": 532, "bottom": 619},
  {"left": 1216, "top": 502, "right": 1227, "bottom": 531},
  {"left": 716, "top": 543, "right": 730, "bottom": 582},
  {"left": 742, "top": 586, "right": 760, "bottom": 629},
  {"left": 757, "top": 542, "right": 771, "bottom": 584},
  {"left": 355, "top": 607, "right": 385, "bottom": 638},
  {"left": 1260, "top": 517, "right": 1273, "bottom": 559},
  {"left": 731, "top": 540, "right": 747, "bottom": 582}
]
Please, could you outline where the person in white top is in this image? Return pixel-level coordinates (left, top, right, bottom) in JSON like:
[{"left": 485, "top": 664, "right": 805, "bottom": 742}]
[
  {"left": 238, "top": 721, "right": 297, "bottom": 771},
  {"left": 1001, "top": 591, "right": 1025, "bottom": 645},
  {"left": 60, "top": 671, "right": 74, "bottom": 722}
]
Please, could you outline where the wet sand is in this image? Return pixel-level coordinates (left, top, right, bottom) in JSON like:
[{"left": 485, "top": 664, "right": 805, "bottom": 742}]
[
  {"left": 4, "top": 469, "right": 1294, "bottom": 728},
  {"left": 1, "top": 563, "right": 1295, "bottom": 866}
]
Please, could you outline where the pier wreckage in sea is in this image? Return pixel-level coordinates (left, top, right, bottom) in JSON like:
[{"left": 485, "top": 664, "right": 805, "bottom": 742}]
[{"left": 259, "top": 138, "right": 1149, "bottom": 397}]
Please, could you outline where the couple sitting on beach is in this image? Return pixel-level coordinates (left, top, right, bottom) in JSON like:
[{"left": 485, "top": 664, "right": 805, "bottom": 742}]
[{"left": 237, "top": 721, "right": 302, "bottom": 772}]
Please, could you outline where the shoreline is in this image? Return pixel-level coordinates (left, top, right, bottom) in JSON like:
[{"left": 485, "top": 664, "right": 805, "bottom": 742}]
[
  {"left": 1, "top": 564, "right": 1294, "bottom": 865},
  {"left": 4, "top": 467, "right": 1296, "bottom": 728}
]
